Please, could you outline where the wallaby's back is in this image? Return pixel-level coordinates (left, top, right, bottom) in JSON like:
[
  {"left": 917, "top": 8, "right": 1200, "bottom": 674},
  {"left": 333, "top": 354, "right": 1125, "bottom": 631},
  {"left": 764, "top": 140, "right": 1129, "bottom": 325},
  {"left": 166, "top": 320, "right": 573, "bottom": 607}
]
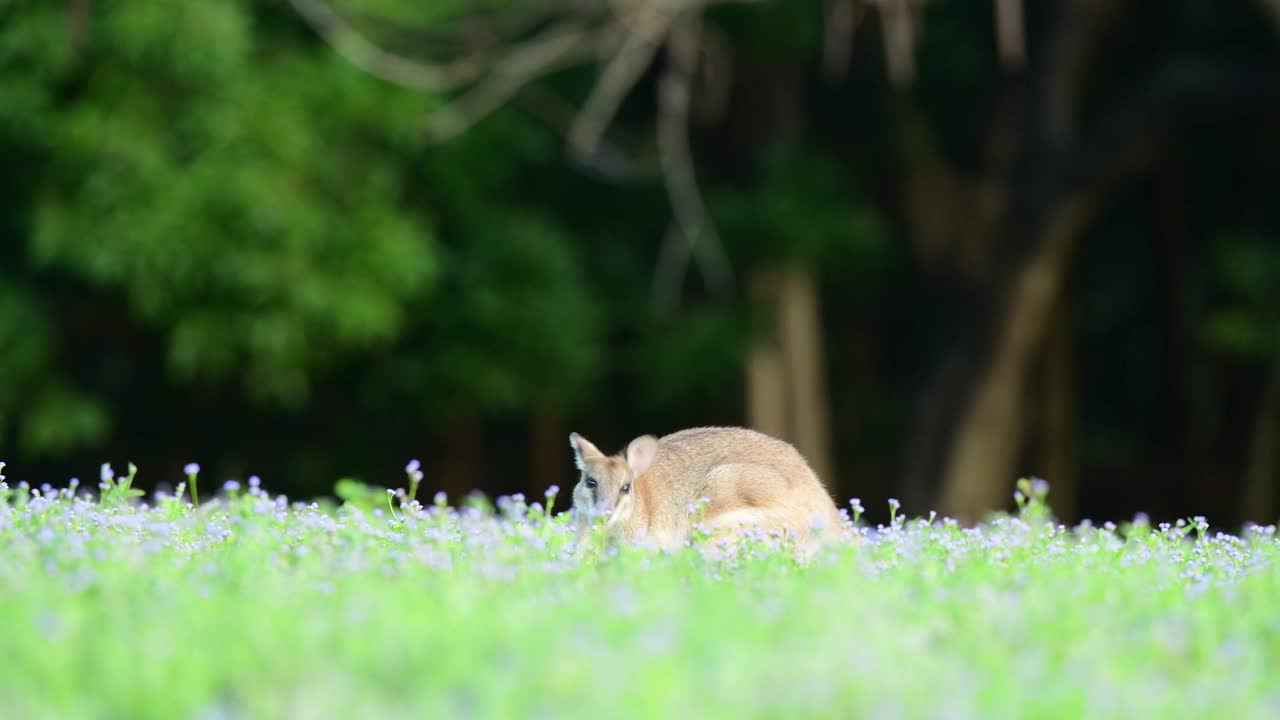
[{"left": 633, "top": 426, "right": 844, "bottom": 550}]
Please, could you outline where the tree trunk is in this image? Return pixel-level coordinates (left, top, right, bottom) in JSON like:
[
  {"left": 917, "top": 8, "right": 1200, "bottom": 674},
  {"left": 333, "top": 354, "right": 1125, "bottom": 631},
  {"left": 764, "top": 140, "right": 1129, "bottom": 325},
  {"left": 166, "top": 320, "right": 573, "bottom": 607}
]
[
  {"left": 1242, "top": 363, "right": 1280, "bottom": 526},
  {"left": 1153, "top": 153, "right": 1193, "bottom": 510},
  {"left": 746, "top": 270, "right": 790, "bottom": 441},
  {"left": 435, "top": 416, "right": 483, "bottom": 503},
  {"left": 732, "top": 60, "right": 836, "bottom": 492},
  {"left": 777, "top": 267, "right": 836, "bottom": 492},
  {"left": 1040, "top": 294, "right": 1079, "bottom": 523},
  {"left": 744, "top": 267, "right": 838, "bottom": 495},
  {"left": 529, "top": 406, "right": 566, "bottom": 509},
  {"left": 891, "top": 0, "right": 1280, "bottom": 524},
  {"left": 937, "top": 196, "right": 1093, "bottom": 523},
  {"left": 907, "top": 0, "right": 1137, "bottom": 523},
  {"left": 892, "top": 93, "right": 1012, "bottom": 514}
]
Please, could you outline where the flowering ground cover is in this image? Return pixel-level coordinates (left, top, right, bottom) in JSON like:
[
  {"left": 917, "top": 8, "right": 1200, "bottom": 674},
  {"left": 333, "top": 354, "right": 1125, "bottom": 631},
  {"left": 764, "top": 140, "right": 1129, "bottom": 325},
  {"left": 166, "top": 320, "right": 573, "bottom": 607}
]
[{"left": 2, "top": 461, "right": 1278, "bottom": 720}]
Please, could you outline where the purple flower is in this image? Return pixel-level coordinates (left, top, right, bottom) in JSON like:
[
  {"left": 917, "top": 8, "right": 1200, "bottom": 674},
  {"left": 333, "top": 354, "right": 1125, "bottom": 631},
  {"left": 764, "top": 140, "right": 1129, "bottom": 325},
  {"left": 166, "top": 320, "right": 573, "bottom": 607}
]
[
  {"left": 184, "top": 463, "right": 201, "bottom": 476},
  {"left": 223, "top": 480, "right": 241, "bottom": 493}
]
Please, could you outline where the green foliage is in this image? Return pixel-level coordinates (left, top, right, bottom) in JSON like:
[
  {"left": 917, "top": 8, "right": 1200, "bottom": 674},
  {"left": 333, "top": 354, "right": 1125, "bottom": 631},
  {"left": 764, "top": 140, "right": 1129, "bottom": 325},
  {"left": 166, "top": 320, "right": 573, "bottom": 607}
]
[
  {"left": 7, "top": 0, "right": 1271, "bottom": 526},
  {"left": 1204, "top": 231, "right": 1280, "bottom": 360},
  {"left": 1013, "top": 476, "right": 1053, "bottom": 526},
  {"left": 17, "top": 386, "right": 111, "bottom": 458},
  {"left": 0, "top": 284, "right": 109, "bottom": 455},
  {"left": 333, "top": 477, "right": 390, "bottom": 511},
  {"left": 370, "top": 210, "right": 604, "bottom": 417},
  {"left": 98, "top": 462, "right": 146, "bottom": 506},
  {"left": 23, "top": 3, "right": 438, "bottom": 407},
  {"left": 629, "top": 304, "right": 756, "bottom": 413},
  {"left": 0, "top": 1, "right": 612, "bottom": 457},
  {"left": 711, "top": 143, "right": 889, "bottom": 273},
  {"left": 711, "top": 1, "right": 824, "bottom": 60}
]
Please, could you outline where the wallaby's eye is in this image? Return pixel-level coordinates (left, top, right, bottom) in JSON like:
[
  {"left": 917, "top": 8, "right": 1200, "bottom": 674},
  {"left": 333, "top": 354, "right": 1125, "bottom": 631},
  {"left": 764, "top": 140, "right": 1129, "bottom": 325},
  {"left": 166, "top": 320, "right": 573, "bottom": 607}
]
[
  {"left": 621, "top": 483, "right": 631, "bottom": 494},
  {"left": 584, "top": 477, "right": 597, "bottom": 489}
]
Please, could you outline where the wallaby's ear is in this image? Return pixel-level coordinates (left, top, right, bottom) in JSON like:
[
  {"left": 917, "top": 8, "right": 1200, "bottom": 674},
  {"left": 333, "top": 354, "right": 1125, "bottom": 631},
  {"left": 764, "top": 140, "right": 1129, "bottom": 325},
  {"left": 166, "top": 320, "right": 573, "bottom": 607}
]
[
  {"left": 569, "top": 432, "right": 603, "bottom": 470},
  {"left": 625, "top": 435, "right": 659, "bottom": 476}
]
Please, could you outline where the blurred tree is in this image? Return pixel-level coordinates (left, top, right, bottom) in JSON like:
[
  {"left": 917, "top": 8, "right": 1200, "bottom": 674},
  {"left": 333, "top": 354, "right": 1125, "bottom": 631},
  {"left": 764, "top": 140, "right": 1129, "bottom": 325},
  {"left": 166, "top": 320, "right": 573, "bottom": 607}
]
[
  {"left": 2, "top": 0, "right": 1279, "bottom": 531},
  {"left": 1205, "top": 231, "right": 1280, "bottom": 524},
  {"left": 887, "top": 0, "right": 1280, "bottom": 523},
  {"left": 282, "top": 0, "right": 894, "bottom": 500},
  {"left": 0, "top": 0, "right": 606, "bottom": 492},
  {"left": 2, "top": 2, "right": 436, "bottom": 433},
  {"left": 714, "top": 143, "right": 890, "bottom": 495}
]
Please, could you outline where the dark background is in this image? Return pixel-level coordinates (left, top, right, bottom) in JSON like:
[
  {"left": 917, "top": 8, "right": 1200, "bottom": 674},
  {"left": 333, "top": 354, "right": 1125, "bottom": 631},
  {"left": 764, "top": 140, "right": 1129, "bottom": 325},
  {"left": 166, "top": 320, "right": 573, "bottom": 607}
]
[{"left": 2, "top": 0, "right": 1279, "bottom": 529}]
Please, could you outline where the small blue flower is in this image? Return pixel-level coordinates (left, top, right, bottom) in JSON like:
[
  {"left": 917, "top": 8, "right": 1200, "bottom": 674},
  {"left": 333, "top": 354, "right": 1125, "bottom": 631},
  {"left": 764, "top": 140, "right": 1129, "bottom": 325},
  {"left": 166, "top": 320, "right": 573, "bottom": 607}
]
[{"left": 184, "top": 463, "right": 200, "bottom": 476}]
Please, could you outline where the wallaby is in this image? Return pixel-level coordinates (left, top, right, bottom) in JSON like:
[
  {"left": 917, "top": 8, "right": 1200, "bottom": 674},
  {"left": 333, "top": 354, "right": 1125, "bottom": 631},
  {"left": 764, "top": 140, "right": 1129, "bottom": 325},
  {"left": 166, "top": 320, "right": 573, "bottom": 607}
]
[{"left": 568, "top": 426, "right": 847, "bottom": 553}]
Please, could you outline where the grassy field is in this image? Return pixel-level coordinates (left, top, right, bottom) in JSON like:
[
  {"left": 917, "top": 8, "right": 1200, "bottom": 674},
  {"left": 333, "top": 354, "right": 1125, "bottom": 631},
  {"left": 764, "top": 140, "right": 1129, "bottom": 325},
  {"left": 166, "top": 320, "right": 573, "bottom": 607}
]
[{"left": 2, "top": 461, "right": 1279, "bottom": 720}]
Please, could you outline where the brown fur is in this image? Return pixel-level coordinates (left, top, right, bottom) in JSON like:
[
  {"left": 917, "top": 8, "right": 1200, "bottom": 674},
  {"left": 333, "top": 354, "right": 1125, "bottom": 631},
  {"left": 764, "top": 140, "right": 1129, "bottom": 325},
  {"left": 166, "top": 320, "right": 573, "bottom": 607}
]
[{"left": 568, "top": 426, "right": 847, "bottom": 553}]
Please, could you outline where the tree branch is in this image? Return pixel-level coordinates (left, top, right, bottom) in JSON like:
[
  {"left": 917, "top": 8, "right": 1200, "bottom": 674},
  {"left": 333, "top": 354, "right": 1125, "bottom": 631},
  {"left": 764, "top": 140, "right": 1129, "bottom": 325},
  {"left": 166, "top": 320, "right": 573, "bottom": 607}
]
[
  {"left": 822, "top": 0, "right": 866, "bottom": 83},
  {"left": 891, "top": 94, "right": 965, "bottom": 268},
  {"left": 1038, "top": 0, "right": 1136, "bottom": 145},
  {"left": 994, "top": 0, "right": 1025, "bottom": 70},
  {"left": 514, "top": 85, "right": 660, "bottom": 183},
  {"left": 567, "top": 1, "right": 681, "bottom": 161},
  {"left": 691, "top": 22, "right": 734, "bottom": 125},
  {"left": 876, "top": 0, "right": 919, "bottom": 88},
  {"left": 67, "top": 0, "right": 93, "bottom": 55},
  {"left": 653, "top": 12, "right": 733, "bottom": 311},
  {"left": 287, "top": 0, "right": 503, "bottom": 92},
  {"left": 334, "top": 3, "right": 580, "bottom": 59},
  {"left": 424, "top": 21, "right": 597, "bottom": 142},
  {"left": 1257, "top": 0, "right": 1280, "bottom": 32}
]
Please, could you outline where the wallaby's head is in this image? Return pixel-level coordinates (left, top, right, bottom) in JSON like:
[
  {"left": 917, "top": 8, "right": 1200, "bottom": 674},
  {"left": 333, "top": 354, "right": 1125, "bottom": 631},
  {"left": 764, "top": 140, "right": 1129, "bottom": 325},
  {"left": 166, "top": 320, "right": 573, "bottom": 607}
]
[{"left": 567, "top": 432, "right": 658, "bottom": 529}]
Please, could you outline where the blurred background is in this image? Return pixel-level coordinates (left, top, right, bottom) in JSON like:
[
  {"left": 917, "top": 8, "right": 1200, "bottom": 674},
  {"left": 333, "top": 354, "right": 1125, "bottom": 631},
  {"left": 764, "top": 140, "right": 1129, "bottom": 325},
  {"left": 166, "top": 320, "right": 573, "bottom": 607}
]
[{"left": 1, "top": 0, "right": 1279, "bottom": 528}]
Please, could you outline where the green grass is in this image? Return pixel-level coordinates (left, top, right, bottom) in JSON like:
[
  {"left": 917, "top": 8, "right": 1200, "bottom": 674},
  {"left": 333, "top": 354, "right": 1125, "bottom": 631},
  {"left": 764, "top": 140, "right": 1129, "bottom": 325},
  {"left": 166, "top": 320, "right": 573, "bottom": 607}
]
[{"left": 2, "top": 462, "right": 1279, "bottom": 720}]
